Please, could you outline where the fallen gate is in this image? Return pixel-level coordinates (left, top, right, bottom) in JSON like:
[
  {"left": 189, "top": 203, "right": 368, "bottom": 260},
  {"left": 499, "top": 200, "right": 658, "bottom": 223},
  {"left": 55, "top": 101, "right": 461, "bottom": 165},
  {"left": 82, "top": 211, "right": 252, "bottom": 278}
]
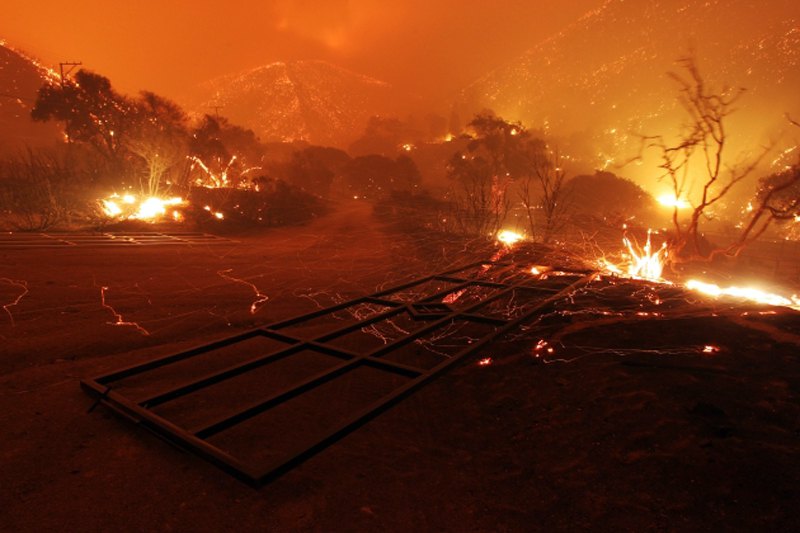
[{"left": 81, "top": 261, "right": 595, "bottom": 487}]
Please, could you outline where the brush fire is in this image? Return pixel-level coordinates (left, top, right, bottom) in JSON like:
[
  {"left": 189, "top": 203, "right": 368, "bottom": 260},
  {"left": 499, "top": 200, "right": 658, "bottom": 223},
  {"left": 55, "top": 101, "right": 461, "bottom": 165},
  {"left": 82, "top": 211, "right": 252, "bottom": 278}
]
[{"left": 3, "top": 1, "right": 800, "bottom": 529}]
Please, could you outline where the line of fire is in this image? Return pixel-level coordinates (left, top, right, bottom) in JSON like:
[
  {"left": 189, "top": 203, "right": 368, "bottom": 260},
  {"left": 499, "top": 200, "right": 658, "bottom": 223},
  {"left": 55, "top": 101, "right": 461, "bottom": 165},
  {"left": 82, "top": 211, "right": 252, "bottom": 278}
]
[{"left": 2, "top": 1, "right": 800, "bottom": 531}]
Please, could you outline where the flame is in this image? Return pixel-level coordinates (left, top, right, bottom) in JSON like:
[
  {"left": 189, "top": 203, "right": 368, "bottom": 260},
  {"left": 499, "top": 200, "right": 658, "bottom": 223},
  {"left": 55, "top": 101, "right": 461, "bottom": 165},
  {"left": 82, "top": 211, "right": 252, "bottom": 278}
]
[
  {"left": 657, "top": 194, "right": 691, "bottom": 209},
  {"left": 497, "top": 230, "right": 524, "bottom": 246},
  {"left": 686, "top": 279, "right": 800, "bottom": 310},
  {"left": 101, "top": 199, "right": 123, "bottom": 217},
  {"left": 530, "top": 265, "right": 551, "bottom": 276},
  {"left": 623, "top": 231, "right": 668, "bottom": 281},
  {"left": 100, "top": 193, "right": 186, "bottom": 222},
  {"left": 442, "top": 289, "right": 466, "bottom": 304},
  {"left": 601, "top": 230, "right": 668, "bottom": 282},
  {"left": 188, "top": 155, "right": 241, "bottom": 188}
]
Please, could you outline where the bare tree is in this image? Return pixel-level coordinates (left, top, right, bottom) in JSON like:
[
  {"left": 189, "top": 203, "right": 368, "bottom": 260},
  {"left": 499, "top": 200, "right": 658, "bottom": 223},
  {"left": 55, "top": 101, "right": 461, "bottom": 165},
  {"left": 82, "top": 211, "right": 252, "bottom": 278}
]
[
  {"left": 126, "top": 134, "right": 187, "bottom": 196},
  {"left": 518, "top": 146, "right": 570, "bottom": 243},
  {"left": 126, "top": 92, "right": 189, "bottom": 196},
  {"left": 448, "top": 153, "right": 509, "bottom": 236},
  {"left": 644, "top": 55, "right": 771, "bottom": 262},
  {"left": 447, "top": 113, "right": 542, "bottom": 237}
]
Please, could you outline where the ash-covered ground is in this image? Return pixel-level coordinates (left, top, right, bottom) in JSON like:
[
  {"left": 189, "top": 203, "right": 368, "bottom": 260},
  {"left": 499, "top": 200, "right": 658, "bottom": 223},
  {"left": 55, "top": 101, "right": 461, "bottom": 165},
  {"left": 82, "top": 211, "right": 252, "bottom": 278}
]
[{"left": 2, "top": 200, "right": 799, "bottom": 532}]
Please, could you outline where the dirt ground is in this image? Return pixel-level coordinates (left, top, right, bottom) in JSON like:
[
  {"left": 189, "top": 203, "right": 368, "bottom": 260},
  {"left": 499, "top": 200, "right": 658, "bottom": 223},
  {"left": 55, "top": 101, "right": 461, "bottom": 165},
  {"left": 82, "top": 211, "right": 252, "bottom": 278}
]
[{"left": 2, "top": 200, "right": 799, "bottom": 532}]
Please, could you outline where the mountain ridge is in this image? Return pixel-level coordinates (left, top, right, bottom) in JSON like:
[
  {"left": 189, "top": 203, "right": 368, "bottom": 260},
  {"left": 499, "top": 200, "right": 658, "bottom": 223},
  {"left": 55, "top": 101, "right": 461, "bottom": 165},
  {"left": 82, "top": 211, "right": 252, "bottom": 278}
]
[
  {"left": 456, "top": 0, "right": 800, "bottom": 186},
  {"left": 189, "top": 59, "right": 409, "bottom": 147}
]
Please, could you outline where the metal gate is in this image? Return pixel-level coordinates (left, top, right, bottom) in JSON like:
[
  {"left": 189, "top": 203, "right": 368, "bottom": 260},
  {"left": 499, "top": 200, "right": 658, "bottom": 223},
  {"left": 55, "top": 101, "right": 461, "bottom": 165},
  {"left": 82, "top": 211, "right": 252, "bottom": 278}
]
[{"left": 81, "top": 261, "right": 595, "bottom": 487}]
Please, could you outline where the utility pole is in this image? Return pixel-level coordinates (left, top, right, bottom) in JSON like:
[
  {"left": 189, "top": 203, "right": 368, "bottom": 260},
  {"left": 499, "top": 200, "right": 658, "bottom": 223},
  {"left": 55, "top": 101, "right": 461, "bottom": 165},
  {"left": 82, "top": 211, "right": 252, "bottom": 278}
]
[
  {"left": 59, "top": 61, "right": 82, "bottom": 86},
  {"left": 211, "top": 104, "right": 223, "bottom": 118},
  {"left": 58, "top": 61, "right": 82, "bottom": 143}
]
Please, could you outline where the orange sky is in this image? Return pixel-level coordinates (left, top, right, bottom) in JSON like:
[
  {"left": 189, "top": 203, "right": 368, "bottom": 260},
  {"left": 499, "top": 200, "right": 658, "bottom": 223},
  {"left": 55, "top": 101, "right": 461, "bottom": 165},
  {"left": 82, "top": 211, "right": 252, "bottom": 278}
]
[{"left": 4, "top": 0, "right": 601, "bottom": 102}]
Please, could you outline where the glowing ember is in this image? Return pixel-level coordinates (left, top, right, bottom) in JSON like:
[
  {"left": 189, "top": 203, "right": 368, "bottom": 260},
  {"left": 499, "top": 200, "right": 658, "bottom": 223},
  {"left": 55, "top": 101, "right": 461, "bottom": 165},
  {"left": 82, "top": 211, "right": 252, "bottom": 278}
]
[
  {"left": 686, "top": 280, "right": 800, "bottom": 310},
  {"left": 478, "top": 357, "right": 493, "bottom": 366},
  {"left": 533, "top": 339, "right": 555, "bottom": 359},
  {"left": 442, "top": 289, "right": 466, "bottom": 304},
  {"left": 702, "top": 345, "right": 720, "bottom": 354},
  {"left": 218, "top": 269, "right": 269, "bottom": 314},
  {"left": 100, "top": 286, "right": 150, "bottom": 336},
  {"left": 1, "top": 277, "right": 29, "bottom": 326},
  {"left": 657, "top": 194, "right": 691, "bottom": 209},
  {"left": 497, "top": 230, "right": 524, "bottom": 246},
  {"left": 100, "top": 193, "right": 185, "bottom": 222},
  {"left": 203, "top": 205, "right": 225, "bottom": 220}
]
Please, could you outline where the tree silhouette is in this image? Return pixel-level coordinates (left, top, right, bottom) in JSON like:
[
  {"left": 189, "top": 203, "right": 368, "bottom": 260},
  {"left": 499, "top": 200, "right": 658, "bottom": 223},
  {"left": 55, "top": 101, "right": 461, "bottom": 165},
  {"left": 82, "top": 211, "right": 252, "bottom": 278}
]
[
  {"left": 187, "top": 115, "right": 263, "bottom": 188},
  {"left": 284, "top": 146, "right": 350, "bottom": 197},
  {"left": 447, "top": 112, "right": 546, "bottom": 236},
  {"left": 517, "top": 145, "right": 570, "bottom": 243},
  {"left": 31, "top": 70, "right": 132, "bottom": 164},
  {"left": 126, "top": 92, "right": 189, "bottom": 195}
]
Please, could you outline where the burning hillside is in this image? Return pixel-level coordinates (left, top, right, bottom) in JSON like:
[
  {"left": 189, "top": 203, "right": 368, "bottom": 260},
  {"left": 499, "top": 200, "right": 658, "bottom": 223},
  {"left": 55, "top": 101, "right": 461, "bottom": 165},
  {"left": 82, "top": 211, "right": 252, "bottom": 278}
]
[
  {"left": 457, "top": 0, "right": 800, "bottom": 188},
  {"left": 3, "top": 1, "right": 800, "bottom": 530},
  {"left": 0, "top": 42, "right": 62, "bottom": 153}
]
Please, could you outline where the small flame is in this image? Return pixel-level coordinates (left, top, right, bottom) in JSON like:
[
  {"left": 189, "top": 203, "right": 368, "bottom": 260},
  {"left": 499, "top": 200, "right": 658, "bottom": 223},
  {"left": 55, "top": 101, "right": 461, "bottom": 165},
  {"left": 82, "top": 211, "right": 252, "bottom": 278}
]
[
  {"left": 478, "top": 357, "right": 493, "bottom": 366},
  {"left": 497, "top": 230, "right": 524, "bottom": 247},
  {"left": 601, "top": 230, "right": 669, "bottom": 282},
  {"left": 657, "top": 194, "right": 691, "bottom": 209},
  {"left": 101, "top": 198, "right": 123, "bottom": 217},
  {"left": 622, "top": 230, "right": 668, "bottom": 281},
  {"left": 442, "top": 289, "right": 466, "bottom": 304}
]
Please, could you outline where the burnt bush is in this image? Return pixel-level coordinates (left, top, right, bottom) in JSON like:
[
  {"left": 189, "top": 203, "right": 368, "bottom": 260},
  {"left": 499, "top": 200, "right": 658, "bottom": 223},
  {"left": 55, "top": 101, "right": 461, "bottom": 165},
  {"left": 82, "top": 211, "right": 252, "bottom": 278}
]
[
  {"left": 374, "top": 190, "right": 451, "bottom": 234},
  {"left": 188, "top": 179, "right": 326, "bottom": 228},
  {"left": 0, "top": 150, "right": 85, "bottom": 231}
]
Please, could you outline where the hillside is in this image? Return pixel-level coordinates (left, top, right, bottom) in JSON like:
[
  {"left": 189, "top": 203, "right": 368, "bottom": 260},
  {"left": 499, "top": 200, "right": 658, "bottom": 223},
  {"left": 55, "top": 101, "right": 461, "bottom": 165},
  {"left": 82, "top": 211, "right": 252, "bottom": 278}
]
[
  {"left": 458, "top": 0, "right": 800, "bottom": 189},
  {"left": 190, "top": 60, "right": 409, "bottom": 147},
  {"left": 0, "top": 41, "right": 61, "bottom": 154}
]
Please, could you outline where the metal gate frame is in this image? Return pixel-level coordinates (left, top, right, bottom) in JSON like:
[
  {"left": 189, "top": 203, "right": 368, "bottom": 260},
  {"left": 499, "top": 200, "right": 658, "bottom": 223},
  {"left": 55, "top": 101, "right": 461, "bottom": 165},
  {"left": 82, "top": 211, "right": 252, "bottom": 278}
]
[{"left": 81, "top": 261, "right": 595, "bottom": 487}]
